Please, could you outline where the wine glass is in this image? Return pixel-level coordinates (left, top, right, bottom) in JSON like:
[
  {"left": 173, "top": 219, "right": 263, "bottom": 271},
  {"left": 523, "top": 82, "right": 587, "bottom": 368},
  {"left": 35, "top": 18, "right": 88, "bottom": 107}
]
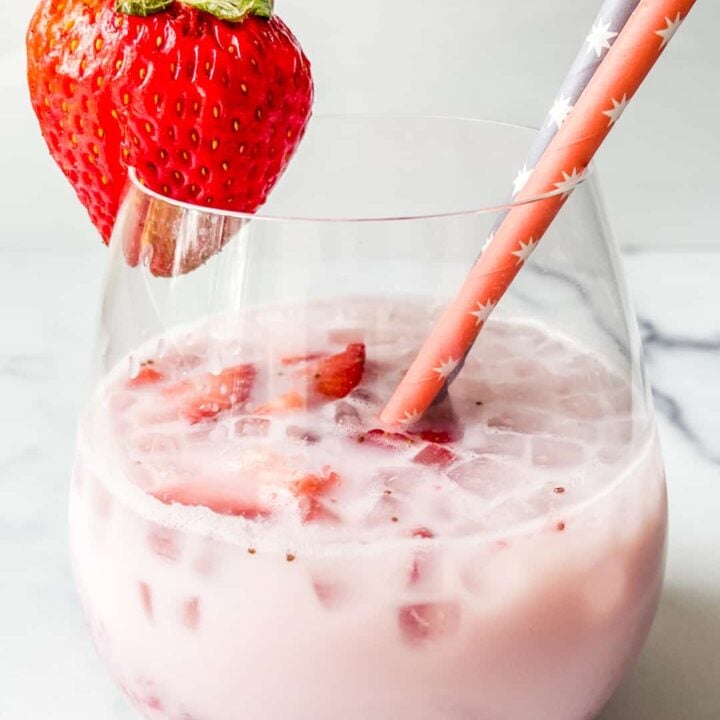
[{"left": 70, "top": 115, "right": 666, "bottom": 720}]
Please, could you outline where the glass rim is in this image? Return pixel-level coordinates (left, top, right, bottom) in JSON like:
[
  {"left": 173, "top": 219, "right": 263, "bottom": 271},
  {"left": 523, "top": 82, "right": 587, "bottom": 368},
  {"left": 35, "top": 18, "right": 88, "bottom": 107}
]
[{"left": 127, "top": 113, "right": 592, "bottom": 224}]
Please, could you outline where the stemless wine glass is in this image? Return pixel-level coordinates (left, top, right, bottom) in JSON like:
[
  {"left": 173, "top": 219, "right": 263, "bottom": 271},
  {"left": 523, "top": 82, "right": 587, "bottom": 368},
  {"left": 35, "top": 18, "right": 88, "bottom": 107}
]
[{"left": 70, "top": 115, "right": 667, "bottom": 720}]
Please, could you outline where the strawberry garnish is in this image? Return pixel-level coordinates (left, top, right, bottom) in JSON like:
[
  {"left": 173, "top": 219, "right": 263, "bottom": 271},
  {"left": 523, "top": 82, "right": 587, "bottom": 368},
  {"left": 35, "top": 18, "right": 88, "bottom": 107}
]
[
  {"left": 312, "top": 343, "right": 366, "bottom": 400},
  {"left": 412, "top": 444, "right": 456, "bottom": 467},
  {"left": 165, "top": 364, "right": 256, "bottom": 423},
  {"left": 27, "top": 0, "right": 313, "bottom": 275}
]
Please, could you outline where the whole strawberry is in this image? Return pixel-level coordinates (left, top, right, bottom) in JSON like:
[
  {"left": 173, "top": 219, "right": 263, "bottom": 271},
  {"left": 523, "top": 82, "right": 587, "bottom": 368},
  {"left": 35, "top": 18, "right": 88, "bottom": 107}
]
[{"left": 27, "top": 0, "right": 313, "bottom": 274}]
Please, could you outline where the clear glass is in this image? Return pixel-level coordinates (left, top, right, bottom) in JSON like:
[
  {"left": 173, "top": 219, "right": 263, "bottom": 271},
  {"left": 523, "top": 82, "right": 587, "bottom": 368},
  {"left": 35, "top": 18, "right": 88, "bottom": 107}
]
[{"left": 70, "top": 115, "right": 667, "bottom": 720}]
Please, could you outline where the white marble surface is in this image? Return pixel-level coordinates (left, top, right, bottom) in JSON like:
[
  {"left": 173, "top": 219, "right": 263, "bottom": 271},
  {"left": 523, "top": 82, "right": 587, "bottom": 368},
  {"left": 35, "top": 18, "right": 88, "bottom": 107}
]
[{"left": 0, "top": 248, "right": 718, "bottom": 719}]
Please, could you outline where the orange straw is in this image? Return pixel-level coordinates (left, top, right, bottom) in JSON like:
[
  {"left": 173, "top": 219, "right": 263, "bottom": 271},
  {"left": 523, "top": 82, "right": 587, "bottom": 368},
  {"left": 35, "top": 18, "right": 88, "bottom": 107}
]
[{"left": 381, "top": 0, "right": 696, "bottom": 426}]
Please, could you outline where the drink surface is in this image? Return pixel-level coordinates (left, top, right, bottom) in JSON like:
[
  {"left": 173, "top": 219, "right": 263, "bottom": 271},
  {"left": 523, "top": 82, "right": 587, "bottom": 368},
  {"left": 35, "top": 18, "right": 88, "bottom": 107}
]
[{"left": 71, "top": 297, "right": 667, "bottom": 720}]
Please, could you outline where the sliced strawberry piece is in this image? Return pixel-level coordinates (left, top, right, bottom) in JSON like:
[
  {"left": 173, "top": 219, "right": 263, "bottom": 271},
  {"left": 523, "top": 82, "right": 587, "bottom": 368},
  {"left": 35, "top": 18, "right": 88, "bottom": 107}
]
[
  {"left": 281, "top": 352, "right": 326, "bottom": 366},
  {"left": 292, "top": 470, "right": 340, "bottom": 497},
  {"left": 409, "top": 528, "right": 435, "bottom": 586},
  {"left": 165, "top": 364, "right": 255, "bottom": 424},
  {"left": 313, "top": 343, "right": 366, "bottom": 400},
  {"left": 398, "top": 603, "right": 460, "bottom": 645},
  {"left": 410, "top": 429, "right": 455, "bottom": 444},
  {"left": 128, "top": 362, "right": 164, "bottom": 388},
  {"left": 412, "top": 444, "right": 456, "bottom": 467},
  {"left": 359, "top": 429, "right": 417, "bottom": 451},
  {"left": 151, "top": 480, "right": 270, "bottom": 520},
  {"left": 298, "top": 495, "right": 340, "bottom": 524},
  {"left": 291, "top": 470, "right": 341, "bottom": 524},
  {"left": 254, "top": 391, "right": 306, "bottom": 415}
]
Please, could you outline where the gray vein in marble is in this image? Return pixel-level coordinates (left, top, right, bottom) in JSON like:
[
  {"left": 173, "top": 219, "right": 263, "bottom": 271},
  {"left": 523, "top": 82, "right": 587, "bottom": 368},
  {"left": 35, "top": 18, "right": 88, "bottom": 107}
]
[{"left": 638, "top": 317, "right": 720, "bottom": 466}]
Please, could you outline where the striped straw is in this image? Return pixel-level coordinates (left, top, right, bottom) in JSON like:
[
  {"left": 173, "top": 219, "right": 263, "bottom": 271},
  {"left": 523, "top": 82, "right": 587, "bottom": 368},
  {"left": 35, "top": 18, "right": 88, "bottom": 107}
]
[
  {"left": 507, "top": 0, "right": 641, "bottom": 205},
  {"left": 381, "top": 0, "right": 696, "bottom": 426}
]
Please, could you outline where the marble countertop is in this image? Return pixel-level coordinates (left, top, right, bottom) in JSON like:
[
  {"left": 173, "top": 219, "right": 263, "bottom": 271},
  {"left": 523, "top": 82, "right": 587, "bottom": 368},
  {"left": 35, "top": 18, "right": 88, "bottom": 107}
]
[{"left": 1, "top": 247, "right": 718, "bottom": 719}]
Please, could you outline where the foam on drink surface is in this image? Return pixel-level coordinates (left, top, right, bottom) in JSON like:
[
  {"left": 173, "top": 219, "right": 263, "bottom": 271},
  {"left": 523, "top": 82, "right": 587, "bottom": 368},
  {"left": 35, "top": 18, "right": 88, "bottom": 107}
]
[{"left": 84, "top": 298, "right": 646, "bottom": 551}]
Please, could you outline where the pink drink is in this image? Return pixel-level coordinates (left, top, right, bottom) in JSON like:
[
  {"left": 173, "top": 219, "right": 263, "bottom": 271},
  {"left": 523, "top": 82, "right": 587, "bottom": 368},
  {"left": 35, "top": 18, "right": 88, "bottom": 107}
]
[{"left": 70, "top": 299, "right": 666, "bottom": 720}]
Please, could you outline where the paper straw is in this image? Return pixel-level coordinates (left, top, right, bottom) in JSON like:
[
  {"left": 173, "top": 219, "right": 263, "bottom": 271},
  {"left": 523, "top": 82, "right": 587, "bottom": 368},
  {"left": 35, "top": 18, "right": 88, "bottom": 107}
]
[
  {"left": 381, "top": 0, "right": 696, "bottom": 426},
  {"left": 505, "top": 0, "right": 640, "bottom": 205}
]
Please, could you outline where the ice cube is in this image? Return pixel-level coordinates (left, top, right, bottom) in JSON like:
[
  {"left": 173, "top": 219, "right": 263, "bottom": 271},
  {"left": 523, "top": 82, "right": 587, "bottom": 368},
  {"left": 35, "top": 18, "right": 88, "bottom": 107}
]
[
  {"left": 604, "top": 419, "right": 633, "bottom": 444},
  {"left": 128, "top": 433, "right": 180, "bottom": 455},
  {"left": 472, "top": 432, "right": 526, "bottom": 458},
  {"left": 531, "top": 437, "right": 584, "bottom": 468},
  {"left": 334, "top": 401, "right": 362, "bottom": 433},
  {"left": 398, "top": 602, "right": 460, "bottom": 645},
  {"left": 147, "top": 527, "right": 183, "bottom": 562},
  {"left": 448, "top": 457, "right": 522, "bottom": 500},
  {"left": 560, "top": 394, "right": 604, "bottom": 420},
  {"left": 487, "top": 408, "right": 550, "bottom": 434},
  {"left": 235, "top": 417, "right": 271, "bottom": 437},
  {"left": 286, "top": 426, "right": 320, "bottom": 443}
]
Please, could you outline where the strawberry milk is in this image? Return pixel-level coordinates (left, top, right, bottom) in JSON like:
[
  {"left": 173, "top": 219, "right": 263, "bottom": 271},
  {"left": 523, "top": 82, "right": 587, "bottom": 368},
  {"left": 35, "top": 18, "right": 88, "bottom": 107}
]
[{"left": 70, "top": 298, "right": 666, "bottom": 720}]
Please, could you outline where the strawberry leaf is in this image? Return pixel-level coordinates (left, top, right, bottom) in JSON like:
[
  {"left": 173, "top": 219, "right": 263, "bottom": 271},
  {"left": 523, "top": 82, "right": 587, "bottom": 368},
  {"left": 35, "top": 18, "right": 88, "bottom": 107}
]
[
  {"left": 115, "top": 0, "right": 174, "bottom": 17},
  {"left": 180, "top": 0, "right": 274, "bottom": 21}
]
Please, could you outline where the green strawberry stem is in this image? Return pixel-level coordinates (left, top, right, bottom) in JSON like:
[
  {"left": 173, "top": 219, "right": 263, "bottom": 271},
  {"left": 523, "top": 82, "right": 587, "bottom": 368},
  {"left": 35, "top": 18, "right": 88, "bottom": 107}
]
[
  {"left": 180, "top": 0, "right": 274, "bottom": 21},
  {"left": 116, "top": 0, "right": 274, "bottom": 20},
  {"left": 115, "top": 0, "right": 173, "bottom": 15}
]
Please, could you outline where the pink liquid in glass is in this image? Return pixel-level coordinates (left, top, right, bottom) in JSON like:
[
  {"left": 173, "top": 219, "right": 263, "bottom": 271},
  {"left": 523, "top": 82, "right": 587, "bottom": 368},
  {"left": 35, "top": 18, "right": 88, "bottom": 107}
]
[{"left": 70, "top": 299, "right": 666, "bottom": 720}]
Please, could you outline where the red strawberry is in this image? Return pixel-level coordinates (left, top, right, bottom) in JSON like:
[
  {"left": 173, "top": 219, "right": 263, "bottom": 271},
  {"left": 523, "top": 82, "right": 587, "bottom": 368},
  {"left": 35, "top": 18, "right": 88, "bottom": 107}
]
[
  {"left": 312, "top": 343, "right": 366, "bottom": 400},
  {"left": 164, "top": 364, "right": 256, "bottom": 423},
  {"left": 27, "top": 0, "right": 313, "bottom": 274},
  {"left": 412, "top": 444, "right": 456, "bottom": 468}
]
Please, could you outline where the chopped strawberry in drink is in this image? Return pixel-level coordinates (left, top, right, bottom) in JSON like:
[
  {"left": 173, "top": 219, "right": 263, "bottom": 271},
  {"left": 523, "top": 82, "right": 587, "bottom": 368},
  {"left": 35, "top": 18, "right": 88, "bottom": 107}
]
[
  {"left": 292, "top": 470, "right": 341, "bottom": 524},
  {"left": 254, "top": 391, "right": 306, "bottom": 415},
  {"left": 359, "top": 429, "right": 416, "bottom": 451},
  {"left": 409, "top": 527, "right": 435, "bottom": 585},
  {"left": 151, "top": 479, "right": 270, "bottom": 520},
  {"left": 292, "top": 470, "right": 340, "bottom": 497},
  {"left": 281, "top": 352, "right": 325, "bottom": 366},
  {"left": 128, "top": 362, "right": 164, "bottom": 388},
  {"left": 312, "top": 343, "right": 366, "bottom": 399},
  {"left": 398, "top": 603, "right": 460, "bottom": 645},
  {"left": 411, "top": 429, "right": 455, "bottom": 444},
  {"left": 165, "top": 365, "right": 256, "bottom": 424},
  {"left": 413, "top": 444, "right": 457, "bottom": 468}
]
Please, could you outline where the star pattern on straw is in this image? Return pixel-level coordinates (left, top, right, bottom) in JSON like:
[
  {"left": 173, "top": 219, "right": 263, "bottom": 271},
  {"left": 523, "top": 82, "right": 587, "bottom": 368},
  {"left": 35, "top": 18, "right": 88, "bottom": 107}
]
[
  {"left": 399, "top": 409, "right": 423, "bottom": 426},
  {"left": 656, "top": 13, "right": 683, "bottom": 50},
  {"left": 548, "top": 94, "right": 574, "bottom": 130},
  {"left": 470, "top": 299, "right": 497, "bottom": 326},
  {"left": 585, "top": 17, "right": 618, "bottom": 58},
  {"left": 554, "top": 168, "right": 583, "bottom": 197},
  {"left": 602, "top": 94, "right": 630, "bottom": 126},
  {"left": 433, "top": 356, "right": 460, "bottom": 381},
  {"left": 481, "top": 232, "right": 495, "bottom": 255},
  {"left": 512, "top": 165, "right": 534, "bottom": 196},
  {"left": 511, "top": 237, "right": 537, "bottom": 266}
]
